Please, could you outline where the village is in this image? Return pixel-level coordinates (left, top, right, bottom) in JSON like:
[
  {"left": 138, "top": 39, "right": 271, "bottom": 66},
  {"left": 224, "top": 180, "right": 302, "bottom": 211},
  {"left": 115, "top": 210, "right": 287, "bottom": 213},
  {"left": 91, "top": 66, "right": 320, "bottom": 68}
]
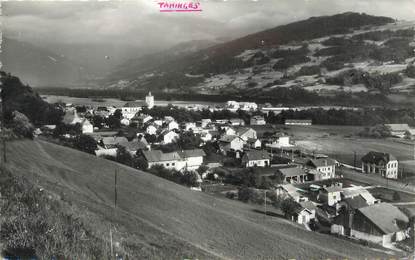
[{"left": 34, "top": 92, "right": 415, "bottom": 252}]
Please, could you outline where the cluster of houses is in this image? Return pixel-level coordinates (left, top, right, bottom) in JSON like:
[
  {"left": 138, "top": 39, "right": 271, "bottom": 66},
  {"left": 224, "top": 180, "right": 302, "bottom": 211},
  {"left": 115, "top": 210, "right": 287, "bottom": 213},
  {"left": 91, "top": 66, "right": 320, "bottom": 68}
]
[
  {"left": 278, "top": 180, "right": 410, "bottom": 248},
  {"left": 39, "top": 92, "right": 413, "bottom": 249}
]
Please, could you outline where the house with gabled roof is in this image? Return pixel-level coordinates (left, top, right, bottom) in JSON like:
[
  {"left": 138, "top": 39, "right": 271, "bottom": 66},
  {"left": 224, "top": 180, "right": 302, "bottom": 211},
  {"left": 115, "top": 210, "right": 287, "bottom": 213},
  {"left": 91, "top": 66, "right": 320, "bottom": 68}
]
[
  {"left": 241, "top": 150, "right": 270, "bottom": 167},
  {"left": 235, "top": 127, "right": 257, "bottom": 141},
  {"left": 361, "top": 151, "right": 398, "bottom": 179},
  {"left": 161, "top": 130, "right": 179, "bottom": 144},
  {"left": 384, "top": 123, "right": 413, "bottom": 138},
  {"left": 306, "top": 158, "right": 336, "bottom": 179},
  {"left": 350, "top": 203, "right": 409, "bottom": 247},
  {"left": 121, "top": 101, "right": 146, "bottom": 119},
  {"left": 218, "top": 135, "right": 245, "bottom": 152},
  {"left": 142, "top": 150, "right": 185, "bottom": 171},
  {"left": 101, "top": 136, "right": 129, "bottom": 149},
  {"left": 178, "top": 149, "right": 206, "bottom": 170},
  {"left": 277, "top": 167, "right": 309, "bottom": 184},
  {"left": 62, "top": 108, "right": 83, "bottom": 125}
]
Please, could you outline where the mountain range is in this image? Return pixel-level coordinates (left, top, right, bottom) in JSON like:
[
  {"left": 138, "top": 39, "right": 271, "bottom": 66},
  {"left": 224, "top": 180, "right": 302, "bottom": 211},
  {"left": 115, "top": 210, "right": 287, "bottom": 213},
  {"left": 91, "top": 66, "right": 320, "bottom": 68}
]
[
  {"left": 102, "top": 12, "right": 415, "bottom": 102},
  {"left": 4, "top": 12, "right": 415, "bottom": 103}
]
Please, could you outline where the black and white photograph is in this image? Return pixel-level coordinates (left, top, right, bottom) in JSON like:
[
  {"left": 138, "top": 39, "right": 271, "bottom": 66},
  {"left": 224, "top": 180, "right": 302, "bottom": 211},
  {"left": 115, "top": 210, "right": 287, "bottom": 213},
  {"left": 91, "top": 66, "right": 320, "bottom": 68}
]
[{"left": 1, "top": 0, "right": 415, "bottom": 259}]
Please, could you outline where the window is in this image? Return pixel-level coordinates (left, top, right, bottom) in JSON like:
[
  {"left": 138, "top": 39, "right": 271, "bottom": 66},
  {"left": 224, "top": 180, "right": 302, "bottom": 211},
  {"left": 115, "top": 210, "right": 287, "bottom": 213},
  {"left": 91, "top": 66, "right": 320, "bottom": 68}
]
[
  {"left": 166, "top": 163, "right": 170, "bottom": 166},
  {"left": 172, "top": 163, "right": 175, "bottom": 166}
]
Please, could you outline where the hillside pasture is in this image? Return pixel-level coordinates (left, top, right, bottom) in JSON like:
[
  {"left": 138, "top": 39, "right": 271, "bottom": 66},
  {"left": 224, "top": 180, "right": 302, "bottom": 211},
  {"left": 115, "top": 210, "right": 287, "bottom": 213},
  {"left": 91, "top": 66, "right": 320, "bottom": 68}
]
[{"left": 2, "top": 139, "right": 400, "bottom": 259}]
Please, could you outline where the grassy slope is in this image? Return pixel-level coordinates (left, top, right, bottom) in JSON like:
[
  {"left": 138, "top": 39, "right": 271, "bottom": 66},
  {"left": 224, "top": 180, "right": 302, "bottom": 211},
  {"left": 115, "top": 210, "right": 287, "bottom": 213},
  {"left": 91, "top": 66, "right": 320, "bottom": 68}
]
[{"left": 4, "top": 139, "right": 400, "bottom": 259}]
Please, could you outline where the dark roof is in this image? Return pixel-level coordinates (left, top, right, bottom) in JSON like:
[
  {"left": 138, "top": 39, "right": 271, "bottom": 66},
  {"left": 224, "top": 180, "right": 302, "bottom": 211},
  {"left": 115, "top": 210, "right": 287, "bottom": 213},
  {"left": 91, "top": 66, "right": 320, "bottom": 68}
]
[
  {"left": 278, "top": 167, "right": 307, "bottom": 178},
  {"left": 219, "top": 135, "right": 241, "bottom": 143},
  {"left": 308, "top": 158, "right": 336, "bottom": 168},
  {"left": 178, "top": 149, "right": 206, "bottom": 158},
  {"left": 322, "top": 185, "right": 343, "bottom": 193},
  {"left": 118, "top": 141, "right": 148, "bottom": 151},
  {"left": 142, "top": 150, "right": 182, "bottom": 162},
  {"left": 344, "top": 195, "right": 369, "bottom": 210},
  {"left": 242, "top": 150, "right": 270, "bottom": 161},
  {"left": 361, "top": 151, "right": 396, "bottom": 164},
  {"left": 357, "top": 203, "right": 409, "bottom": 234},
  {"left": 102, "top": 136, "right": 128, "bottom": 146},
  {"left": 299, "top": 201, "right": 318, "bottom": 211}
]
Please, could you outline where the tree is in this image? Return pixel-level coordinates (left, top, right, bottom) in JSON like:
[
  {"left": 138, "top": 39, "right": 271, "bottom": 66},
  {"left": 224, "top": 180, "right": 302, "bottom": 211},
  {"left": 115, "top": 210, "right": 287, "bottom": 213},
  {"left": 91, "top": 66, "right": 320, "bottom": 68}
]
[
  {"left": 133, "top": 154, "right": 148, "bottom": 170},
  {"left": 74, "top": 134, "right": 97, "bottom": 154},
  {"left": 238, "top": 186, "right": 252, "bottom": 203},
  {"left": 9, "top": 111, "right": 34, "bottom": 139},
  {"left": 115, "top": 146, "right": 133, "bottom": 166},
  {"left": 177, "top": 131, "right": 202, "bottom": 150},
  {"left": 106, "top": 115, "right": 121, "bottom": 129},
  {"left": 280, "top": 197, "right": 298, "bottom": 218}
]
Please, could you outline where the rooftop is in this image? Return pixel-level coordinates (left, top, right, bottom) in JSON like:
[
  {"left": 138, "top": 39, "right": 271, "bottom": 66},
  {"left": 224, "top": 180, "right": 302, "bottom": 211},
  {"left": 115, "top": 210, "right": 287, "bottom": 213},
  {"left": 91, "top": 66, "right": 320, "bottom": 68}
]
[
  {"left": 357, "top": 203, "right": 409, "bottom": 234},
  {"left": 242, "top": 150, "right": 270, "bottom": 161},
  {"left": 361, "top": 151, "right": 396, "bottom": 164},
  {"left": 278, "top": 167, "right": 307, "bottom": 178}
]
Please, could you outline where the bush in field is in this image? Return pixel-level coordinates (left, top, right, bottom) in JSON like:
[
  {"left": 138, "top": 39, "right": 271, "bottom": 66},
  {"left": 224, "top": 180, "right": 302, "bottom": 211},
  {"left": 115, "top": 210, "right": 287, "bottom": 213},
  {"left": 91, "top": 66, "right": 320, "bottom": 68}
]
[{"left": 237, "top": 186, "right": 253, "bottom": 203}]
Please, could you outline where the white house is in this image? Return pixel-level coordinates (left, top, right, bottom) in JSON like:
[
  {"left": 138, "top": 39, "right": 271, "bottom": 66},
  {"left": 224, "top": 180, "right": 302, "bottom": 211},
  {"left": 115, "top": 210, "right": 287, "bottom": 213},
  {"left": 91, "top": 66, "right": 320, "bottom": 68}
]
[
  {"left": 246, "top": 138, "right": 262, "bottom": 149},
  {"left": 178, "top": 149, "right": 206, "bottom": 170},
  {"left": 361, "top": 151, "right": 398, "bottom": 179},
  {"left": 218, "top": 135, "right": 245, "bottom": 152},
  {"left": 143, "top": 150, "right": 185, "bottom": 171},
  {"left": 201, "top": 119, "right": 212, "bottom": 128},
  {"left": 120, "top": 117, "right": 130, "bottom": 126},
  {"left": 222, "top": 126, "right": 236, "bottom": 136},
  {"left": 62, "top": 108, "right": 83, "bottom": 125},
  {"left": 384, "top": 123, "right": 413, "bottom": 138},
  {"left": 200, "top": 132, "right": 213, "bottom": 143},
  {"left": 81, "top": 118, "right": 94, "bottom": 134},
  {"left": 164, "top": 117, "right": 179, "bottom": 131},
  {"left": 241, "top": 150, "right": 270, "bottom": 167},
  {"left": 235, "top": 127, "right": 257, "bottom": 141},
  {"left": 318, "top": 184, "right": 343, "bottom": 206},
  {"left": 229, "top": 118, "right": 245, "bottom": 126},
  {"left": 266, "top": 133, "right": 293, "bottom": 148},
  {"left": 295, "top": 201, "right": 317, "bottom": 225},
  {"left": 250, "top": 115, "right": 266, "bottom": 125},
  {"left": 121, "top": 101, "right": 146, "bottom": 119},
  {"left": 307, "top": 158, "right": 336, "bottom": 180},
  {"left": 183, "top": 122, "right": 197, "bottom": 131},
  {"left": 162, "top": 130, "right": 179, "bottom": 144},
  {"left": 146, "top": 124, "right": 158, "bottom": 135}
]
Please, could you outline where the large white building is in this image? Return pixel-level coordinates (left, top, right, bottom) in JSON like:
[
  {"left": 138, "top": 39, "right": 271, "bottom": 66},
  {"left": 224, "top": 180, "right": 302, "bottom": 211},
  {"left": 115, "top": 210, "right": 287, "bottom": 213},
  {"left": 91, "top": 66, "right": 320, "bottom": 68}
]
[
  {"left": 361, "top": 151, "right": 399, "bottom": 179},
  {"left": 145, "top": 92, "right": 154, "bottom": 109}
]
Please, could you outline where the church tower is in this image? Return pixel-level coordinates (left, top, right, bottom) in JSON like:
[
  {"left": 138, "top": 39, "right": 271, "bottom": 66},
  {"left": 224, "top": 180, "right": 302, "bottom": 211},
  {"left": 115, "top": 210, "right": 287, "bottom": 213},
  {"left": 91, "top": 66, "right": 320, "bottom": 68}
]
[{"left": 145, "top": 91, "right": 154, "bottom": 109}]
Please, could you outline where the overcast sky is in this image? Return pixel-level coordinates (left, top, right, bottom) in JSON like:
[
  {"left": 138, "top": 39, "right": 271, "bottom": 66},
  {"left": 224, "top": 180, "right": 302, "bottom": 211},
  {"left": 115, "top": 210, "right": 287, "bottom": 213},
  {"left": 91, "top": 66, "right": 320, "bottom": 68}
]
[{"left": 3, "top": 0, "right": 415, "bottom": 51}]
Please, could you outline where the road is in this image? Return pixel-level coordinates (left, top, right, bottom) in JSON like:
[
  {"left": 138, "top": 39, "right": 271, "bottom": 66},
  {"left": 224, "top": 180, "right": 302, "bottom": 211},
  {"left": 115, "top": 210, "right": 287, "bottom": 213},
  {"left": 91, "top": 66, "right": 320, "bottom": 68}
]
[{"left": 339, "top": 167, "right": 415, "bottom": 195}]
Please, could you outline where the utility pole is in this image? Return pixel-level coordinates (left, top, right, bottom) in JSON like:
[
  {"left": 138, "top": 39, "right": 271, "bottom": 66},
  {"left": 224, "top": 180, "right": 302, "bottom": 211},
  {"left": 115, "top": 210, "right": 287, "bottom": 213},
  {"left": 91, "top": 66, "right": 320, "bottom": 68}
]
[
  {"left": 110, "top": 168, "right": 118, "bottom": 259},
  {"left": 264, "top": 190, "right": 267, "bottom": 220},
  {"left": 353, "top": 151, "right": 357, "bottom": 168}
]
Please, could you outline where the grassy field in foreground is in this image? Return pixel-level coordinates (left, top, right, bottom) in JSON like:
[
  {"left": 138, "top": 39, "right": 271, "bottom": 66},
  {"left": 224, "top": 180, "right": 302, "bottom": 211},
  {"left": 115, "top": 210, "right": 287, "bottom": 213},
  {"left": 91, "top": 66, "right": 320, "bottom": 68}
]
[{"left": 2, "top": 139, "right": 403, "bottom": 259}]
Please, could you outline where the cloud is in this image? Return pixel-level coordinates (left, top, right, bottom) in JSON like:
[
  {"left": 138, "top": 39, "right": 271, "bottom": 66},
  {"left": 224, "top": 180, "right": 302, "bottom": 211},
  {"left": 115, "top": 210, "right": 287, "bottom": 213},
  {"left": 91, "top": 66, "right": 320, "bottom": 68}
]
[{"left": 2, "top": 0, "right": 415, "bottom": 52}]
